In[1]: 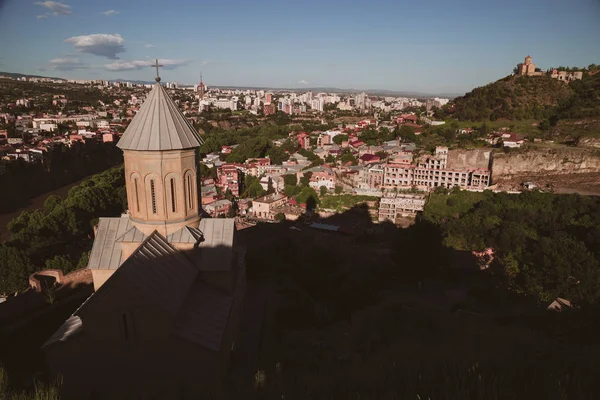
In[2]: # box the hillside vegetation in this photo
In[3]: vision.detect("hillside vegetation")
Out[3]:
[446,75,572,121]
[554,69,600,120]
[444,66,600,123]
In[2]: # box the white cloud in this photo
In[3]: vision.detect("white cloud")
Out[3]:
[36,14,49,19]
[298,79,309,85]
[144,44,155,48]
[34,1,71,16]
[65,33,125,59]
[104,59,191,72]
[48,57,89,71]
[100,10,119,16]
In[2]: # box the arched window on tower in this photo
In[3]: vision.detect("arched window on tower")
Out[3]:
[170,178,176,213]
[186,174,194,210]
[133,178,140,212]
[150,179,157,214]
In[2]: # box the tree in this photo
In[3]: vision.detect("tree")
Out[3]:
[77,252,89,269]
[300,172,312,187]
[45,255,75,274]
[320,186,328,196]
[227,206,237,218]
[283,174,297,187]
[375,151,388,160]
[397,125,416,142]
[332,134,348,145]
[242,176,265,198]
[335,185,343,195]
[267,145,290,165]
[267,178,275,195]
[340,153,357,165]
[296,187,319,210]
[0,244,35,295]
[275,212,286,222]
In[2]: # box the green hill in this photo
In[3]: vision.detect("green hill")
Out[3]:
[446,74,573,121]
[554,69,600,119]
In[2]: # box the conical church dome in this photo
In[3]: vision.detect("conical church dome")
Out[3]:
[117,83,203,151]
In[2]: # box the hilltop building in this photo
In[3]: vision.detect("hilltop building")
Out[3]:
[517,56,543,76]
[43,70,246,398]
[550,69,583,82]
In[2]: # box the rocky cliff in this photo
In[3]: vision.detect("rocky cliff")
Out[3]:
[491,146,600,194]
[492,147,600,179]
[448,149,492,170]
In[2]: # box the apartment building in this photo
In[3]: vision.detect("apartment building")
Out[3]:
[378,193,427,222]
[383,147,490,191]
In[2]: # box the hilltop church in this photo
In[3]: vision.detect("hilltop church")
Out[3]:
[43,68,246,398]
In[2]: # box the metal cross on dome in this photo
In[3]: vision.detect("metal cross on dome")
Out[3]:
[151,59,163,82]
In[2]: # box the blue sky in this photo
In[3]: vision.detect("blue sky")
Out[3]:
[0,0,599,95]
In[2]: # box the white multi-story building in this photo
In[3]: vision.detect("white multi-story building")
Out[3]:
[382,147,490,191]
[378,193,427,222]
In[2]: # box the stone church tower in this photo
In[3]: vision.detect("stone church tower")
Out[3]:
[117,78,204,236]
[43,65,247,398]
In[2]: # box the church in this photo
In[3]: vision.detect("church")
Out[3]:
[42,68,246,398]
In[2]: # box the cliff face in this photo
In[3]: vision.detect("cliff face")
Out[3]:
[492,147,600,180]
[447,149,492,170]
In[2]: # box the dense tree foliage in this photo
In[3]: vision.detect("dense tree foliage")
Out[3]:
[424,190,600,304]
[553,68,600,120]
[0,141,122,213]
[0,167,127,294]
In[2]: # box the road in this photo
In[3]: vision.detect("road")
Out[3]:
[0,177,87,241]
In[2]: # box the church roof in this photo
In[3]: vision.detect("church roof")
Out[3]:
[43,315,83,347]
[166,226,204,244]
[88,217,136,270]
[117,83,204,151]
[172,281,233,351]
[45,219,241,352]
[196,219,236,271]
[115,225,147,243]
[118,231,199,317]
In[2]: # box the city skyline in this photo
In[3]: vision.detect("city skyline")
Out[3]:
[0,0,599,95]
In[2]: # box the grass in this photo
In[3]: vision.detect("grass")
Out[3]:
[251,301,600,400]
[0,366,61,400]
[319,194,379,212]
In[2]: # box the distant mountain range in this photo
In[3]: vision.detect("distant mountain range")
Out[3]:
[1,71,461,98]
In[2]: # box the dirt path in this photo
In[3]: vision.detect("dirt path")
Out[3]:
[0,177,87,241]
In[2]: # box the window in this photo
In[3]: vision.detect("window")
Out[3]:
[186,174,194,209]
[121,312,135,343]
[170,178,176,213]
[150,179,157,214]
[133,178,140,212]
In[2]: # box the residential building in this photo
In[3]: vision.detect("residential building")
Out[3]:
[382,147,490,191]
[550,69,583,82]
[204,199,233,217]
[378,193,427,222]
[217,163,242,197]
[252,192,287,220]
